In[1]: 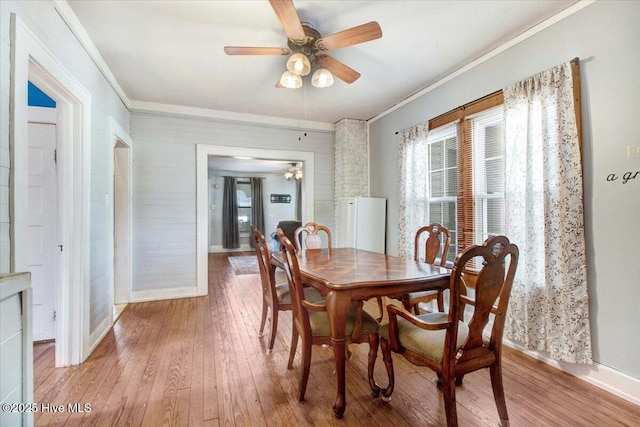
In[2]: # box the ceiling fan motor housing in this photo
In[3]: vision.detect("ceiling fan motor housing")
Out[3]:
[287,23,321,59]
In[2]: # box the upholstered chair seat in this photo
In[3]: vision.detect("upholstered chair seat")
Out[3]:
[379,312,468,363]
[309,307,379,337]
[275,283,323,305]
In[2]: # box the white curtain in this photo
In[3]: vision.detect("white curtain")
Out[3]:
[397,123,429,258]
[503,61,592,364]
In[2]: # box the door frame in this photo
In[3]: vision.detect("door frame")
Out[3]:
[195,144,315,294]
[10,14,91,366]
[110,118,132,310]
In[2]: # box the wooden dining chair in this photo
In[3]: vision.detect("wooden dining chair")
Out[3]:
[293,221,332,252]
[251,226,322,354]
[276,229,381,402]
[400,223,451,314]
[379,235,519,427]
[294,222,387,323]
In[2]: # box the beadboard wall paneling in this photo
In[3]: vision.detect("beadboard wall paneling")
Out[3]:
[130,112,334,293]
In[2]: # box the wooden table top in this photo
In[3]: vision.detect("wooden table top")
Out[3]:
[273,247,451,292]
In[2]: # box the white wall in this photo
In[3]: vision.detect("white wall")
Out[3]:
[131,112,334,292]
[0,0,130,339]
[369,1,640,381]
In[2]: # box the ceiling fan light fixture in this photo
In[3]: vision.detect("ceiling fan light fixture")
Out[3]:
[311,68,334,88]
[280,71,302,89]
[285,163,303,180]
[286,53,311,76]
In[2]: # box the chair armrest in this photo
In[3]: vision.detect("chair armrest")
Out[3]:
[386,304,451,352]
[387,305,450,331]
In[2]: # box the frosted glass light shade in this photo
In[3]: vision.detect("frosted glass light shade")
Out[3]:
[286,53,311,76]
[280,71,302,89]
[311,68,334,88]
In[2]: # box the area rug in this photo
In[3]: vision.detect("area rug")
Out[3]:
[228,255,259,275]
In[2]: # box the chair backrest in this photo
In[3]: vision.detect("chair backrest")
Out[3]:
[446,235,519,367]
[294,222,332,252]
[251,225,275,299]
[276,229,310,337]
[414,223,451,267]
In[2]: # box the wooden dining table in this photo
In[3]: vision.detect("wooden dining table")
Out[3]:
[270,247,451,419]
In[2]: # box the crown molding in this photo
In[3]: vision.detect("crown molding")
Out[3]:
[53,0,130,108]
[130,101,335,132]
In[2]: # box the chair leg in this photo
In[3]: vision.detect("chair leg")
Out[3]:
[267,308,278,354]
[436,291,445,312]
[490,361,509,427]
[413,303,421,315]
[376,297,385,323]
[298,339,312,402]
[287,324,298,369]
[442,375,458,427]
[380,338,395,402]
[258,300,268,338]
[367,335,381,397]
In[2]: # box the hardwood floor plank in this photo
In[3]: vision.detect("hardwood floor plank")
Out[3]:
[188,297,206,427]
[86,300,169,427]
[141,298,189,426]
[130,298,183,427]
[32,252,640,426]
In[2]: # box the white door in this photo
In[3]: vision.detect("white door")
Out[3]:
[28,109,58,341]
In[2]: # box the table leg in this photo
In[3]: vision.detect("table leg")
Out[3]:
[325,290,352,419]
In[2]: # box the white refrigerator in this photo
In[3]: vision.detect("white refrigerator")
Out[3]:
[336,197,386,253]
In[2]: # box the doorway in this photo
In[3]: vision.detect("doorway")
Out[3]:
[12,15,92,367]
[28,106,58,343]
[113,140,131,319]
[196,145,315,294]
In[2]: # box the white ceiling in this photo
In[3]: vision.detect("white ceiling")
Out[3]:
[66,0,578,125]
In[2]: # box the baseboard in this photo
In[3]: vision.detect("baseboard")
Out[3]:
[87,316,112,357]
[209,244,252,253]
[130,286,205,303]
[504,339,640,407]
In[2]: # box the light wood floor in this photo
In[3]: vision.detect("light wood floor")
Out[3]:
[34,252,640,426]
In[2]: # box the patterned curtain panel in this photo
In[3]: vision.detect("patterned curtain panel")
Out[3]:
[250,177,265,248]
[503,61,592,364]
[222,177,239,249]
[397,123,429,258]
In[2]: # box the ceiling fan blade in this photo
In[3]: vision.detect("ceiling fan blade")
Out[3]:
[269,0,306,45]
[316,21,382,51]
[275,80,284,88]
[315,54,360,84]
[224,46,291,55]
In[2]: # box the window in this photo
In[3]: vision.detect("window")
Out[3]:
[470,107,505,245]
[426,92,505,262]
[426,125,458,262]
[237,180,252,232]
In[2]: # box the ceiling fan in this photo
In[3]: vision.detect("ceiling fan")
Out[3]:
[223,0,382,88]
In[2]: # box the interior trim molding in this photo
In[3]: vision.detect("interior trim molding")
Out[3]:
[131,101,335,132]
[504,339,640,407]
[368,0,597,123]
[130,286,202,303]
[87,316,112,357]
